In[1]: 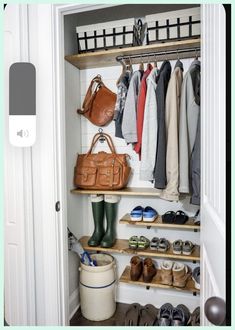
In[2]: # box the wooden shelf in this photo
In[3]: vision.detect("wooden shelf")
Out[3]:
[71,187,162,196]
[79,236,200,262]
[65,38,200,69]
[119,266,199,295]
[120,214,200,231]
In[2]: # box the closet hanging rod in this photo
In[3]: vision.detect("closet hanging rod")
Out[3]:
[116,46,200,63]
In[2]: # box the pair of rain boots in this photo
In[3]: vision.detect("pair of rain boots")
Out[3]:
[88,195,119,248]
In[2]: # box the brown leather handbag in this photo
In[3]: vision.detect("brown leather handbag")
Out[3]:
[77,75,116,126]
[74,133,131,190]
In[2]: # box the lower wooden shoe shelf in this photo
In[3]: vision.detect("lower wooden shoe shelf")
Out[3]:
[79,236,200,295]
[79,236,200,262]
[119,266,199,295]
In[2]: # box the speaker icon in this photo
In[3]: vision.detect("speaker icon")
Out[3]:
[17,129,29,138]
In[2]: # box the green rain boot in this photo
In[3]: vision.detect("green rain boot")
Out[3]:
[100,195,120,248]
[88,195,105,247]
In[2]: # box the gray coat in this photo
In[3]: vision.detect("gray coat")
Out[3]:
[154,60,172,189]
[122,70,143,143]
[179,59,200,203]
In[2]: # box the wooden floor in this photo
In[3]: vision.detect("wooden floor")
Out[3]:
[70,303,130,326]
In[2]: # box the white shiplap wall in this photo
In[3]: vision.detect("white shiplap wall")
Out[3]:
[66,58,201,313]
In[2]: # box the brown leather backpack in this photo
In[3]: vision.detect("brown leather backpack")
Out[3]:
[74,133,131,190]
[77,75,116,126]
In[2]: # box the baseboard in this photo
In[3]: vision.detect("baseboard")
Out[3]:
[69,287,80,320]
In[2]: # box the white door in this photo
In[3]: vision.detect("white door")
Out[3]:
[4,4,36,325]
[201,4,227,326]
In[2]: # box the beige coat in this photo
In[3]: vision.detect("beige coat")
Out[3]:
[161,63,183,201]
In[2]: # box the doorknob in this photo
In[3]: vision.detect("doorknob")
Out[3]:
[204,297,226,325]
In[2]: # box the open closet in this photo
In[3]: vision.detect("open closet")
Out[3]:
[64,4,201,326]
[4,3,228,327]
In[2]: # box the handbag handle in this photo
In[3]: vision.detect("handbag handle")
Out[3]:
[86,133,117,155]
[77,75,103,115]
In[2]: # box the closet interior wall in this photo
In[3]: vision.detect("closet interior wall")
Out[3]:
[64,4,201,319]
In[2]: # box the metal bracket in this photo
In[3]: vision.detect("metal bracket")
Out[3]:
[98,128,106,143]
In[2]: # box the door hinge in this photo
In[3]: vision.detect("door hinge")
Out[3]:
[55,201,60,212]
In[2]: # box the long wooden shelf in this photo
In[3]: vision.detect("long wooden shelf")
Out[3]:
[71,187,162,196]
[119,266,199,295]
[79,236,200,262]
[120,214,200,231]
[65,38,200,69]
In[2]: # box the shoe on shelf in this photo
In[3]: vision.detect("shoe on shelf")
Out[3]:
[143,258,157,283]
[160,260,173,286]
[128,235,139,249]
[138,236,150,249]
[150,237,160,250]
[162,211,176,224]
[130,206,143,221]
[130,256,143,281]
[192,266,200,289]
[191,306,200,326]
[143,206,158,222]
[182,240,195,255]
[173,239,183,254]
[174,210,189,224]
[194,209,200,225]
[158,238,170,252]
[158,303,174,326]
[172,262,191,288]
[171,304,191,326]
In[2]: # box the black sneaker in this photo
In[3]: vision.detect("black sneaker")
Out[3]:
[171,304,191,326]
[158,303,173,326]
[191,306,200,326]
[192,267,200,289]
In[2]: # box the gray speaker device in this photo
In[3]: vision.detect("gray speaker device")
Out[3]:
[9,62,36,147]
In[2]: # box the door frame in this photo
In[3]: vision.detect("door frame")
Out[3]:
[45,3,118,325]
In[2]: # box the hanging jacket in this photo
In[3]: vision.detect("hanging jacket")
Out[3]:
[134,63,153,159]
[154,60,172,189]
[140,67,158,181]
[113,70,133,139]
[179,59,201,194]
[161,60,184,201]
[190,112,200,205]
[122,70,143,144]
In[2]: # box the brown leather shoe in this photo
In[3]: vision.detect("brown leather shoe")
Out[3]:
[130,256,143,281]
[143,258,157,283]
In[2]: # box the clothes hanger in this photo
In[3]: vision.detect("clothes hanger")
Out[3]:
[164,51,168,61]
[116,58,126,85]
[154,54,158,68]
[177,49,180,61]
[139,55,144,71]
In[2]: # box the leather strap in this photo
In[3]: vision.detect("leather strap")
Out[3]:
[86,133,117,155]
